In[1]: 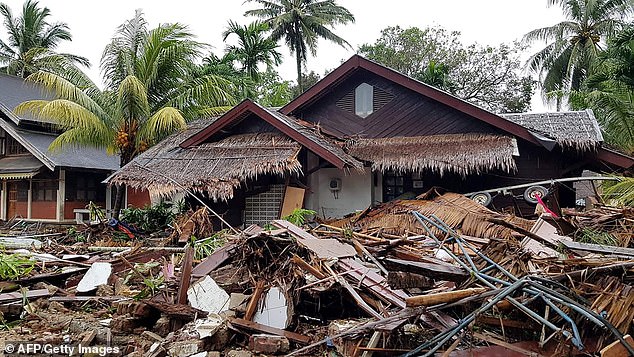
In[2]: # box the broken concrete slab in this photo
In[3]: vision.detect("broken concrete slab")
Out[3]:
[193,314,224,338]
[76,262,112,293]
[252,286,291,329]
[187,275,230,314]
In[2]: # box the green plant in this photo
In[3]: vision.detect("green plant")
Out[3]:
[0,253,35,280]
[121,201,178,232]
[134,276,164,300]
[577,228,618,246]
[67,226,86,242]
[86,201,106,221]
[282,208,316,226]
[603,177,634,206]
[192,231,228,260]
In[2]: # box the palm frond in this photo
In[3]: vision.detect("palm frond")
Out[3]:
[138,106,186,143]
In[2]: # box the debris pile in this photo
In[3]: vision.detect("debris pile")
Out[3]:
[0,194,633,356]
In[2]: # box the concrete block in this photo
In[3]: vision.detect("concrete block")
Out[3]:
[248,334,290,354]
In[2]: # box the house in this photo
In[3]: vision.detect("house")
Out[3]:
[108,55,634,226]
[0,74,150,222]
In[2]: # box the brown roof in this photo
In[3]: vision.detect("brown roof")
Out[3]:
[108,123,303,200]
[180,99,363,170]
[345,134,517,176]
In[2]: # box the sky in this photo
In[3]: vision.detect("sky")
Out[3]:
[0,0,567,110]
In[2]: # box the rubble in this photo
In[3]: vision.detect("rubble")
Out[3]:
[0,194,633,356]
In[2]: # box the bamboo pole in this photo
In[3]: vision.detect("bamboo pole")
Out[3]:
[405,287,488,307]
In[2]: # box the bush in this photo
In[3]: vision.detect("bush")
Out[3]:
[120,200,184,232]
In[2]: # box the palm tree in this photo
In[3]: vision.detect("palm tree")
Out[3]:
[245,0,355,92]
[16,11,236,217]
[223,20,281,81]
[524,0,633,106]
[0,0,89,77]
[570,26,634,153]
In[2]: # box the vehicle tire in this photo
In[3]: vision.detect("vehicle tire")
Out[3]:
[523,185,548,204]
[470,192,492,207]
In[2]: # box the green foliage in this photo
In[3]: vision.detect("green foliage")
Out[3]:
[577,228,618,246]
[0,0,89,77]
[67,226,86,242]
[523,0,634,102]
[135,276,164,300]
[192,231,228,260]
[121,201,180,232]
[282,208,316,226]
[602,176,634,206]
[245,0,355,91]
[223,20,281,81]
[86,201,106,221]
[359,26,534,113]
[570,27,634,152]
[0,252,35,280]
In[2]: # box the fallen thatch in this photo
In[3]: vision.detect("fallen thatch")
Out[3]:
[109,126,302,200]
[345,134,517,176]
[332,192,534,239]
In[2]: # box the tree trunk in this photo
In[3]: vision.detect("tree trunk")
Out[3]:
[112,184,125,220]
[296,49,303,93]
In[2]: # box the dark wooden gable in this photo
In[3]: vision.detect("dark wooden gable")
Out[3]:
[292,69,505,138]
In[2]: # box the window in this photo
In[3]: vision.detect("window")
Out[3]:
[33,180,57,201]
[66,174,104,202]
[337,83,394,118]
[354,83,374,118]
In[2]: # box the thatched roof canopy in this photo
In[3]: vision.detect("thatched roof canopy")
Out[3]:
[501,110,602,151]
[108,126,302,200]
[345,134,517,176]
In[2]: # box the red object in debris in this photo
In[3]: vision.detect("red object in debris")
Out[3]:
[536,195,558,218]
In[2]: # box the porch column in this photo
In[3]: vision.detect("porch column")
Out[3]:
[0,180,5,220]
[56,169,65,222]
[105,185,112,219]
[27,178,32,219]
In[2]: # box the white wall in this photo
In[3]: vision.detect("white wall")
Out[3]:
[306,166,373,219]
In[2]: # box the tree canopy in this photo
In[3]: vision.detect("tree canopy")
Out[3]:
[0,0,89,77]
[359,26,535,113]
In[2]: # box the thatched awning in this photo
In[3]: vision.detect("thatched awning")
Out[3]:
[345,134,517,176]
[109,131,302,200]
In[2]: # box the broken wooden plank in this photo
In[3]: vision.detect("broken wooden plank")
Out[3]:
[338,258,409,309]
[384,258,468,282]
[272,220,357,259]
[406,288,487,307]
[245,280,266,321]
[561,241,634,257]
[387,271,433,289]
[191,243,234,278]
[291,255,326,279]
[472,332,542,357]
[228,317,311,344]
[144,300,207,320]
[49,296,126,302]
[600,334,634,357]
[0,288,50,303]
[177,246,194,305]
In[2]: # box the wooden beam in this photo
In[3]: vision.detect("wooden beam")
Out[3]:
[406,288,487,307]
[176,246,194,305]
[244,280,266,321]
[228,317,311,344]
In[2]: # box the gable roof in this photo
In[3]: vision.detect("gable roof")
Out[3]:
[0,73,54,125]
[180,99,363,169]
[280,54,634,169]
[281,55,543,147]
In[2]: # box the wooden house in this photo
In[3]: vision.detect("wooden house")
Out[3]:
[108,55,634,225]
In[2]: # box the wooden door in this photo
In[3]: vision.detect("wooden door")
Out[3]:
[7,182,17,219]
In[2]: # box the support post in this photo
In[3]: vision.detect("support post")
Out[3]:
[0,180,6,221]
[27,178,32,219]
[56,169,65,222]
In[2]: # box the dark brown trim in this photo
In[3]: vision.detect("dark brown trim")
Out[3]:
[595,147,634,169]
[280,55,542,147]
[179,99,347,169]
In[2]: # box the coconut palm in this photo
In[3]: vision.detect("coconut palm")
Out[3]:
[223,20,281,81]
[245,0,355,91]
[570,26,634,153]
[0,0,89,77]
[524,0,633,104]
[16,11,236,217]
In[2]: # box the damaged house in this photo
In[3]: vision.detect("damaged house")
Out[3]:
[0,74,150,222]
[108,55,634,226]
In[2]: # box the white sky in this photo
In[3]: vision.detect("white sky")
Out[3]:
[0,0,567,110]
